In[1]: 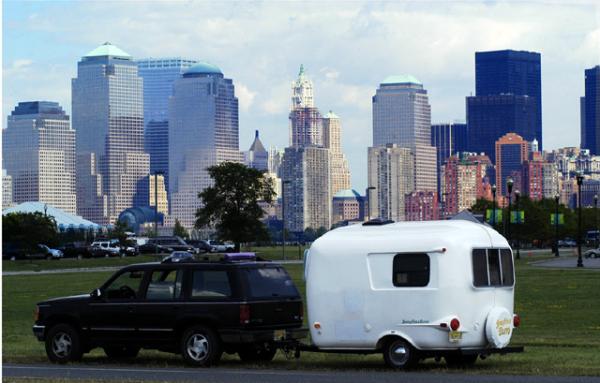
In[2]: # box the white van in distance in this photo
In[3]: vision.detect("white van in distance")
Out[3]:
[304,218,522,368]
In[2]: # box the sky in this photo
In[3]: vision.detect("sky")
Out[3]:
[2,0,600,191]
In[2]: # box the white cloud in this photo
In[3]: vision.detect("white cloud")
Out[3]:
[235,83,256,112]
[3,59,33,77]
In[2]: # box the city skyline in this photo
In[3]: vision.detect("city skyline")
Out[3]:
[3,1,599,191]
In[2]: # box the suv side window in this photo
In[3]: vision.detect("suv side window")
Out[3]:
[105,270,144,300]
[191,270,231,298]
[145,269,183,300]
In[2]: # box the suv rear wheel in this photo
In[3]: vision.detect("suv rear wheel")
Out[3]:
[181,325,222,367]
[238,343,277,362]
[45,323,83,363]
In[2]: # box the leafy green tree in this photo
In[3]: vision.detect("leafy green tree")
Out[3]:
[196,162,275,251]
[110,220,130,245]
[173,219,189,239]
[3,212,58,249]
[316,226,328,238]
[303,227,317,242]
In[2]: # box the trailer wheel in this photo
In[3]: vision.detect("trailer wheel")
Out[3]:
[383,338,418,369]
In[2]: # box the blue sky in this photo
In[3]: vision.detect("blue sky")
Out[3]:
[3,1,600,190]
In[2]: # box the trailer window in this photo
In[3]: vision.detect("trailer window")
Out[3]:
[472,248,514,287]
[393,253,430,287]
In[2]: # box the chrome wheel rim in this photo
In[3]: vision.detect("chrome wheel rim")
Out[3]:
[186,333,209,361]
[389,341,409,366]
[52,332,72,358]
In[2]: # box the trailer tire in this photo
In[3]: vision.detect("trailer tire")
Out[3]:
[383,338,418,369]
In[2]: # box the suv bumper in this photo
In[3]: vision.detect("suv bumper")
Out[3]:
[219,328,308,344]
[32,325,46,341]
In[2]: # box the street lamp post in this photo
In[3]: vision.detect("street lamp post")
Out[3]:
[595,194,598,249]
[576,172,584,268]
[506,178,514,246]
[514,190,521,260]
[555,194,560,257]
[366,186,376,221]
[492,184,497,227]
[282,180,290,261]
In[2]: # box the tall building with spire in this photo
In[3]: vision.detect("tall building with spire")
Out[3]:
[169,62,241,228]
[3,101,76,214]
[282,65,331,232]
[323,110,351,195]
[72,42,150,224]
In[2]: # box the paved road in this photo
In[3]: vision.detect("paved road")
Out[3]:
[4,364,600,383]
[531,255,600,269]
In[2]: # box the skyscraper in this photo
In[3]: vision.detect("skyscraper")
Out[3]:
[367,144,414,221]
[244,130,268,172]
[372,75,431,148]
[137,57,198,186]
[322,110,351,195]
[169,62,241,228]
[72,43,149,224]
[289,65,322,148]
[495,133,529,195]
[2,170,13,208]
[467,49,542,159]
[581,66,600,154]
[281,146,331,232]
[431,122,468,197]
[3,101,76,214]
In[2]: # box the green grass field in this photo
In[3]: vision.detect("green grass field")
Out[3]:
[3,255,600,376]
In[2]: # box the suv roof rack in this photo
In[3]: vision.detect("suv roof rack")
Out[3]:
[162,252,271,264]
[362,218,395,226]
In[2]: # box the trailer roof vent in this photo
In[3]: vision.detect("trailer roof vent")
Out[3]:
[362,218,395,226]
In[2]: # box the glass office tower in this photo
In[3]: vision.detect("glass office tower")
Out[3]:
[169,62,241,228]
[72,42,149,224]
[582,66,600,154]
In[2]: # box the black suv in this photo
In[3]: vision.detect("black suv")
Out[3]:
[33,257,305,366]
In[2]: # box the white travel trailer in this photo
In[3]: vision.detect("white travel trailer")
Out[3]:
[304,219,521,368]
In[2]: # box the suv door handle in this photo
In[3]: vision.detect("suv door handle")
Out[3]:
[274,308,284,313]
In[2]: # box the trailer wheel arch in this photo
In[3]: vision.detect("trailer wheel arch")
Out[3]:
[376,332,417,351]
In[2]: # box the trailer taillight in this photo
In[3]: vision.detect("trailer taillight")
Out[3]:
[450,318,460,331]
[513,314,521,328]
[240,304,250,325]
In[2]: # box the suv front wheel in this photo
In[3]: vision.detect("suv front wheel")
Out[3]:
[45,323,83,363]
[181,325,222,367]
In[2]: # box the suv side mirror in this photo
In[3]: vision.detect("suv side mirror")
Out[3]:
[91,288,103,299]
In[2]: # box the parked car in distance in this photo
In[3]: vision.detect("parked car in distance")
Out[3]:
[224,242,235,251]
[584,248,600,258]
[207,240,227,253]
[59,242,91,258]
[33,254,306,366]
[141,236,195,254]
[38,244,63,259]
[89,241,121,257]
[558,238,577,247]
[186,240,212,254]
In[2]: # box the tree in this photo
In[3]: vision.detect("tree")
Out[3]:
[3,212,58,249]
[109,220,129,245]
[173,219,189,239]
[196,162,275,251]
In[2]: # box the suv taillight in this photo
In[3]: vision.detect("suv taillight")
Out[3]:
[34,306,40,322]
[240,304,250,325]
[299,304,304,321]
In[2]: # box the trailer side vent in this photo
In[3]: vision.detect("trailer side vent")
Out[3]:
[363,218,395,226]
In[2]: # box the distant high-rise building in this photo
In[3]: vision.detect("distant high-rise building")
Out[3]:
[244,130,268,172]
[268,146,284,176]
[441,153,492,218]
[137,58,198,186]
[431,122,468,197]
[281,146,331,232]
[289,65,322,148]
[367,144,414,222]
[3,101,76,214]
[332,189,365,224]
[169,62,241,228]
[467,49,541,159]
[72,43,149,224]
[495,133,529,195]
[373,75,431,148]
[322,111,351,196]
[2,170,13,208]
[405,191,438,221]
[581,66,600,154]
[149,173,168,216]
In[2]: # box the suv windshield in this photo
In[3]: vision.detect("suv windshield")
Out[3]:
[244,267,299,298]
